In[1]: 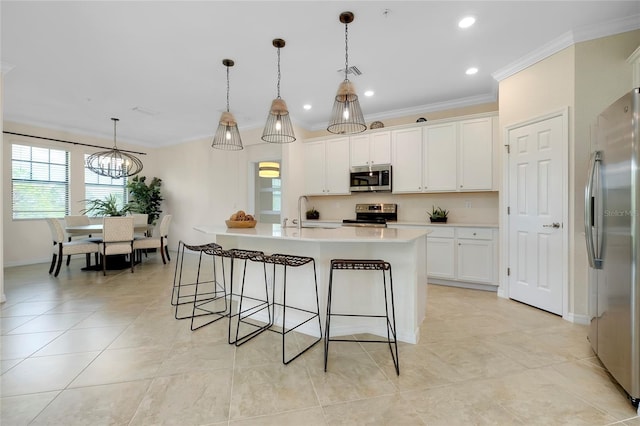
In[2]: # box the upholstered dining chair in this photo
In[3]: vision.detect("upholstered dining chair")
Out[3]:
[133,214,172,264]
[64,215,97,265]
[129,213,149,237]
[46,218,100,277]
[99,216,135,275]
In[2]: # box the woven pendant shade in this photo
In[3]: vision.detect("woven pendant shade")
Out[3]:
[86,118,143,178]
[327,80,366,134]
[262,98,295,143]
[212,111,243,150]
[327,12,367,135]
[262,38,296,144]
[212,59,244,150]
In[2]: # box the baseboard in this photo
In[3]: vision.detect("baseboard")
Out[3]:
[428,278,498,292]
[563,312,590,325]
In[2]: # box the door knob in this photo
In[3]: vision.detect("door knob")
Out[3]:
[543,222,561,229]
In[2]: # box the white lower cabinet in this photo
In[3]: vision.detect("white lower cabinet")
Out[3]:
[425,227,455,279]
[425,226,497,288]
[457,240,494,284]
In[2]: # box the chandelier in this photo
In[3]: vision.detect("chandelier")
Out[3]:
[261,38,296,143]
[327,11,366,135]
[212,59,243,150]
[86,118,143,178]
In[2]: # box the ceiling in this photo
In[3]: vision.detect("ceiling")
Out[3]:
[2,1,639,148]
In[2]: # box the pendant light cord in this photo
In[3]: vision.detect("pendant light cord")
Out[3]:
[344,21,349,81]
[112,118,119,149]
[276,47,281,99]
[226,65,230,112]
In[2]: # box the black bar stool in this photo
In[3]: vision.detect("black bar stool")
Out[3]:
[236,252,322,364]
[228,248,271,345]
[324,259,399,375]
[172,241,230,329]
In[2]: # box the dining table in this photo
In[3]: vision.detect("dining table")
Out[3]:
[65,223,153,236]
[65,223,154,270]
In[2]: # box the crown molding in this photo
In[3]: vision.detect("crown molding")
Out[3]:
[493,14,640,83]
[308,92,498,132]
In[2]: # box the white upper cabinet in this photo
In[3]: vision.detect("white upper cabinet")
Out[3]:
[458,117,493,191]
[391,114,496,194]
[391,127,423,193]
[303,137,350,195]
[423,122,457,191]
[350,131,391,167]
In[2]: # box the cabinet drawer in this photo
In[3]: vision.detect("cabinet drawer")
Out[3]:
[456,228,493,240]
[425,227,455,238]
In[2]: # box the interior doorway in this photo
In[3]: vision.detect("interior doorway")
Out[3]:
[504,110,568,316]
[254,161,281,224]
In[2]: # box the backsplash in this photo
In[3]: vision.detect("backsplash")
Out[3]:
[305,192,499,224]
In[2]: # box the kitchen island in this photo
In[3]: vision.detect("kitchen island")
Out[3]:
[194,223,429,343]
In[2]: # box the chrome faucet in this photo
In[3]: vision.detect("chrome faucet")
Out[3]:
[297,195,308,230]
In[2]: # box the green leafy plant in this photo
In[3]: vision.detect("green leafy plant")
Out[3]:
[306,207,320,220]
[127,176,163,224]
[81,194,132,217]
[428,206,449,222]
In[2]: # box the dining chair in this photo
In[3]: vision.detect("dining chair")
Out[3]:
[46,218,100,277]
[99,216,135,275]
[133,214,172,264]
[64,215,98,265]
[130,213,149,237]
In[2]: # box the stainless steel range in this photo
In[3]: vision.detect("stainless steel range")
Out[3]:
[342,203,397,228]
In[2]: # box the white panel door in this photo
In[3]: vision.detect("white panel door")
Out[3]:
[507,115,565,315]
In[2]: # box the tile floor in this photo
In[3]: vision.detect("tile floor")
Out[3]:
[1,253,640,425]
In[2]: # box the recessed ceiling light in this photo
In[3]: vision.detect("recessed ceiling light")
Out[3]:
[465,67,478,75]
[458,16,476,29]
[303,104,312,110]
[364,90,374,97]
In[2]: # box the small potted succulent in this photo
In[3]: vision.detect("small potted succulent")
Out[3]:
[306,207,320,220]
[428,206,449,223]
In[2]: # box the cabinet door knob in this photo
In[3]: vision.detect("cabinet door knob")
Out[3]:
[473,232,476,236]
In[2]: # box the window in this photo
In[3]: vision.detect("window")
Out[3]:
[11,144,70,219]
[84,154,128,214]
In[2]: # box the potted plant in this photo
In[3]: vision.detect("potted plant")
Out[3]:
[306,207,320,220]
[428,206,449,223]
[81,194,132,217]
[127,176,163,225]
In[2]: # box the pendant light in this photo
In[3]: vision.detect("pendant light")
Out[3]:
[327,11,366,135]
[212,59,243,150]
[262,38,296,143]
[86,118,144,178]
[258,161,280,178]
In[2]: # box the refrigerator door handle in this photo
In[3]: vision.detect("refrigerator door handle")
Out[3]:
[585,150,603,269]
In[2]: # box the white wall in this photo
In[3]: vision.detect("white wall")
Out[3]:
[2,121,159,266]
[498,29,639,318]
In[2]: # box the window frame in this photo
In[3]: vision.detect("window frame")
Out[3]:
[11,143,70,220]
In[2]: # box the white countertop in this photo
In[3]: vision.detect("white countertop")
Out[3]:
[195,223,430,243]
[303,220,498,229]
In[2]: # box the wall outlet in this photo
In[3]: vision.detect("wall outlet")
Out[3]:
[465,200,472,208]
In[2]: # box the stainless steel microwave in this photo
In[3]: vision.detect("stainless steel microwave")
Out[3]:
[349,164,392,192]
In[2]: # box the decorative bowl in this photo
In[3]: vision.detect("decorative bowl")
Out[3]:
[225,220,257,228]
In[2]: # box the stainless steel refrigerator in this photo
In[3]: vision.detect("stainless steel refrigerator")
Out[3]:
[586,87,640,409]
